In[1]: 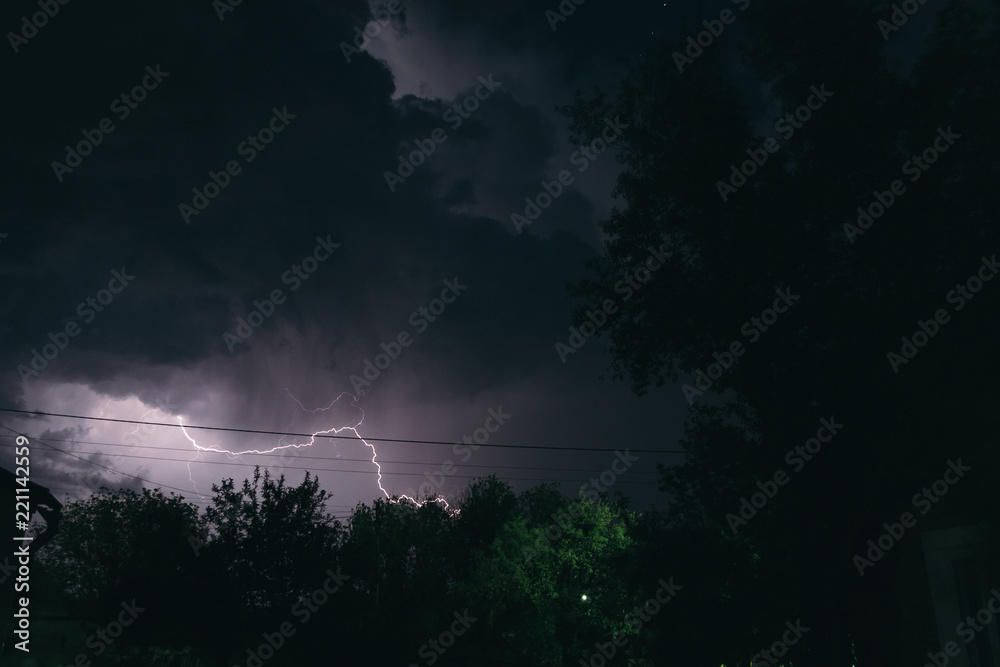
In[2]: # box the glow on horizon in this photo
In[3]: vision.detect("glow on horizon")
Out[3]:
[178,389,456,513]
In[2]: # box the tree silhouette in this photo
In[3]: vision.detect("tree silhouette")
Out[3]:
[35,486,207,655]
[560,0,1000,664]
[203,466,342,613]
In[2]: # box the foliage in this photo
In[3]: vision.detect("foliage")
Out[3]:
[202,466,342,612]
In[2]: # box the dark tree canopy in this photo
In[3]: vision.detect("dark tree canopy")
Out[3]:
[559,0,1000,664]
[203,466,342,612]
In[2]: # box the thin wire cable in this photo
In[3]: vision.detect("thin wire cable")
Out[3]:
[0,436,666,474]
[0,424,665,490]
[0,407,686,454]
[0,422,200,496]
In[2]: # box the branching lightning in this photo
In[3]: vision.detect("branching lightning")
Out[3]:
[177,390,455,513]
[123,408,156,443]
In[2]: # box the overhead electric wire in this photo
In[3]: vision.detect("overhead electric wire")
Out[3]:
[0,422,200,496]
[0,407,687,454]
[0,408,674,504]
[2,416,662,521]
[0,444,662,484]
[0,435,664,475]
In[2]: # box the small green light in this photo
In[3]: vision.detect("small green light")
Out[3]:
[581,594,588,601]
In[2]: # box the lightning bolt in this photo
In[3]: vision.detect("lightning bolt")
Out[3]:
[124,408,156,443]
[177,391,456,513]
[178,426,210,499]
[280,388,342,459]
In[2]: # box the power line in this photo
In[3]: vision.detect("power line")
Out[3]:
[0,416,661,523]
[0,422,198,497]
[0,426,665,507]
[0,436,664,475]
[4,444,662,484]
[0,407,686,455]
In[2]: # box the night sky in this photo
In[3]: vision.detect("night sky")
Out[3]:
[0,0,961,518]
[6,1,1000,664]
[0,0,759,515]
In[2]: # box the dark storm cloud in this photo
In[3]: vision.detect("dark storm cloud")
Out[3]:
[2,2,580,382]
[3,420,144,498]
[0,0,684,506]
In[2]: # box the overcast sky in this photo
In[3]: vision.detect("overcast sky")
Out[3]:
[0,0,946,517]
